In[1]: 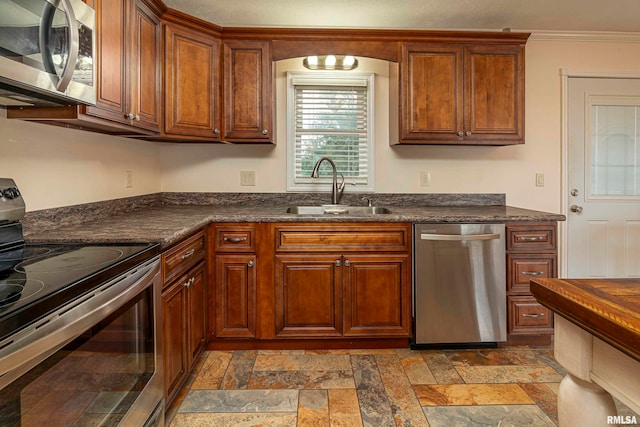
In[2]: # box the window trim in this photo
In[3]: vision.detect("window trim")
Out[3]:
[286,71,375,193]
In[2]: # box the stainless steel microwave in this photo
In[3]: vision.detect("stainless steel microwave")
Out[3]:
[0,0,95,107]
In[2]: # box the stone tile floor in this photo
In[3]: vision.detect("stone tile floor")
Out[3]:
[166,347,639,426]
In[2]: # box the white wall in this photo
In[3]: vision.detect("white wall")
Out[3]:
[0,111,161,211]
[3,34,640,214]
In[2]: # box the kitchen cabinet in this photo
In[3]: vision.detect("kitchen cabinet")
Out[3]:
[273,223,411,338]
[392,42,524,145]
[212,225,257,338]
[161,230,207,405]
[162,16,222,140]
[505,222,557,344]
[222,40,273,143]
[7,0,162,135]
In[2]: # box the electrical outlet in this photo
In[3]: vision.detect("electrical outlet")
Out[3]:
[420,171,431,187]
[125,170,133,188]
[536,173,545,187]
[240,171,256,186]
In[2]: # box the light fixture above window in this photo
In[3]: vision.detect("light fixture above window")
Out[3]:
[303,55,358,71]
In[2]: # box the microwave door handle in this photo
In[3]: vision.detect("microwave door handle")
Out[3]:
[420,233,501,241]
[56,0,80,92]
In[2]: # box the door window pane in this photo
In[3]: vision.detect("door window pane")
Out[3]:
[589,99,640,198]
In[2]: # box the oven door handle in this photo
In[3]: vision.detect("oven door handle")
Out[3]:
[420,233,501,241]
[0,258,160,388]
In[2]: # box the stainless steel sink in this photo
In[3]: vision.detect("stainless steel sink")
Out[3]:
[286,206,391,215]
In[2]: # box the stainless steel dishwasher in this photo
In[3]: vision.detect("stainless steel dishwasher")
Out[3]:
[412,223,506,348]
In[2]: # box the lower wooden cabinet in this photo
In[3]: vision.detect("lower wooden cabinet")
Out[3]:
[162,260,206,404]
[215,254,257,338]
[343,255,410,337]
[505,223,557,344]
[209,222,412,343]
[274,255,343,337]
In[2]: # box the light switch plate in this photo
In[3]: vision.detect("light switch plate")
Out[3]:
[536,173,544,187]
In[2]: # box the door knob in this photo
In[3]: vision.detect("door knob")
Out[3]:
[570,204,583,214]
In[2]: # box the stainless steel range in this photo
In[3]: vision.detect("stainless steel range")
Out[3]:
[0,178,164,426]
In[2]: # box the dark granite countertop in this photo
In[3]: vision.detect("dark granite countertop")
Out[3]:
[24,202,565,249]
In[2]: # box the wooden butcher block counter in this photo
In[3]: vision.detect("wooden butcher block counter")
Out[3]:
[530,278,640,427]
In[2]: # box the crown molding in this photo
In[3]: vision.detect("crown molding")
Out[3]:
[528,31,640,43]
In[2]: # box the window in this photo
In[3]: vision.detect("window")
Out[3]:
[286,71,374,192]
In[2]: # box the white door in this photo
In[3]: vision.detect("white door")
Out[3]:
[567,77,640,277]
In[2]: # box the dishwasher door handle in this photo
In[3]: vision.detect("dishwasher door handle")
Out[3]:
[420,233,501,241]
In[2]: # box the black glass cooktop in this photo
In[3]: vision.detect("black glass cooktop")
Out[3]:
[0,242,159,341]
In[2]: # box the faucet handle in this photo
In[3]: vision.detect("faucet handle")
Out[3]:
[362,197,374,207]
[337,174,346,191]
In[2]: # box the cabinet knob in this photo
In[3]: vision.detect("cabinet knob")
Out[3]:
[335,259,341,267]
[214,128,220,135]
[135,114,140,121]
[465,131,472,136]
[247,260,254,268]
[262,129,268,135]
[344,259,350,267]
[457,131,464,137]
[126,112,135,120]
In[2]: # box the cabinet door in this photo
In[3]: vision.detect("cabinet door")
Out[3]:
[274,255,342,337]
[343,254,411,337]
[399,44,463,143]
[162,280,187,403]
[186,262,207,364]
[463,45,524,144]
[164,22,221,139]
[215,255,257,338]
[222,40,273,143]
[84,0,129,124]
[129,0,161,132]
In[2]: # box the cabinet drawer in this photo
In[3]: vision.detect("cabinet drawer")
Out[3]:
[508,296,553,334]
[214,225,256,252]
[507,254,556,293]
[162,230,206,284]
[506,223,557,252]
[275,224,410,252]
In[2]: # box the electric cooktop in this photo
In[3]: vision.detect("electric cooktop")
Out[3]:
[0,242,160,341]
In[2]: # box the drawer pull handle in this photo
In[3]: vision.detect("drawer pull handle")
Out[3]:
[184,277,195,288]
[519,236,544,242]
[181,249,195,260]
[224,236,247,243]
[522,271,544,276]
[522,313,545,318]
[247,260,254,268]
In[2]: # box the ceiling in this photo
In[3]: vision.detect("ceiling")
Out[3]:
[164,0,640,33]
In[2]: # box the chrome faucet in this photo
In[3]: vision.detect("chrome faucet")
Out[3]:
[310,157,346,205]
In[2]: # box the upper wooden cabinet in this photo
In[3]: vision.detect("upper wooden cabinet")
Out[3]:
[7,0,162,135]
[222,40,273,143]
[162,18,221,140]
[392,42,525,145]
[86,0,162,132]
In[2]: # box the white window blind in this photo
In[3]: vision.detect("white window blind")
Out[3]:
[287,72,374,192]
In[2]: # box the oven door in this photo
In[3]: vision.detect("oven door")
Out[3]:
[0,257,163,427]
